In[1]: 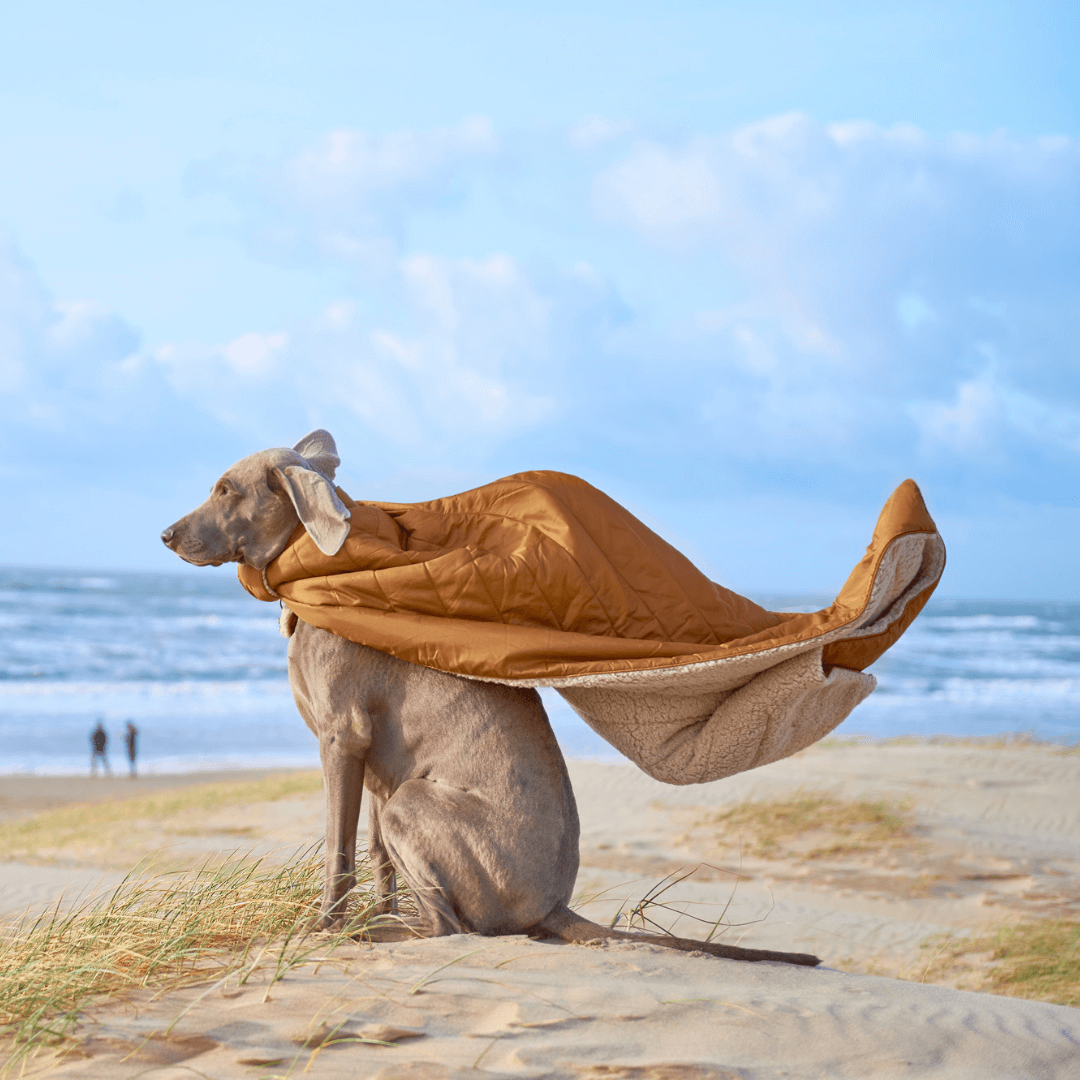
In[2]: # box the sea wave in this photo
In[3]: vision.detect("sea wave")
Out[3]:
[871,675,1080,702]
[2,567,1079,769]
[0,679,292,699]
[919,614,1051,631]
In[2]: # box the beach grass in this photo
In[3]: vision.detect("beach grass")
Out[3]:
[923,919,1080,1007]
[0,771,323,862]
[699,791,913,860]
[0,845,388,1074]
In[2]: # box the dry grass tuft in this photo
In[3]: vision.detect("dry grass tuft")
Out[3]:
[0,771,323,863]
[700,791,913,860]
[921,920,1080,1006]
[0,845,391,1074]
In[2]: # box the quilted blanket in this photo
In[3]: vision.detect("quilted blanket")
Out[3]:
[239,472,945,784]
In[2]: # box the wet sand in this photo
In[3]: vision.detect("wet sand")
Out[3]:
[0,768,296,822]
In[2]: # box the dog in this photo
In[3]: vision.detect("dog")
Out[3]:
[162,430,819,966]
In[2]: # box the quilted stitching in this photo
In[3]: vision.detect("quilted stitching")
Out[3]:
[238,473,944,784]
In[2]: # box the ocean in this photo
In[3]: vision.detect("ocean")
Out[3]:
[1,567,1077,775]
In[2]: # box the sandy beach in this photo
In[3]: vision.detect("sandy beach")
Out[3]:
[2,740,1078,1077]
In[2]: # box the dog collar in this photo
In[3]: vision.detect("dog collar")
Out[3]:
[261,568,280,599]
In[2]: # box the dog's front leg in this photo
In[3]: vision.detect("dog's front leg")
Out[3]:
[315,736,366,932]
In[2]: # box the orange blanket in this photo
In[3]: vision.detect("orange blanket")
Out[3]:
[240,472,945,783]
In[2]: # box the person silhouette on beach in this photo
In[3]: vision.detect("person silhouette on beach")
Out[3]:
[90,721,110,776]
[125,721,138,778]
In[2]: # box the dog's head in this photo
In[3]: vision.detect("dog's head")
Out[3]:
[161,429,351,570]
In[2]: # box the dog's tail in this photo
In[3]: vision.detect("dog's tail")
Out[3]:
[531,903,820,967]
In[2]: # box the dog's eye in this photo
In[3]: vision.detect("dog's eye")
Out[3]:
[214,481,232,497]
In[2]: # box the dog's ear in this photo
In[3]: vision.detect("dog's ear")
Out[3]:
[273,465,351,555]
[292,429,340,481]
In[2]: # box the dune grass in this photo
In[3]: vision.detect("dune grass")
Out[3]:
[700,791,913,860]
[0,771,324,862]
[923,920,1080,1007]
[980,920,1080,1005]
[0,846,388,1074]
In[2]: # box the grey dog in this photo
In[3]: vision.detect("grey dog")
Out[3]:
[162,430,818,966]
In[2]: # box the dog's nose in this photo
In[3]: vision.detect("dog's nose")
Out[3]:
[161,527,175,547]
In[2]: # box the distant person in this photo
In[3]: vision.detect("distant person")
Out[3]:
[90,721,110,776]
[125,721,138,778]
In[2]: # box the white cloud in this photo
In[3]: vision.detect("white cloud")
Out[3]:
[911,372,1001,455]
[0,239,51,392]
[0,241,144,438]
[204,117,499,267]
[147,252,573,467]
[222,331,288,377]
[569,116,633,150]
[594,116,1080,475]
[358,253,554,439]
[6,113,1078,545]
[285,117,497,206]
[593,138,724,242]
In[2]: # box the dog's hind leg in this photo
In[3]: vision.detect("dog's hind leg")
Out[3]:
[375,777,522,937]
[375,789,465,937]
[374,775,572,938]
[367,796,398,918]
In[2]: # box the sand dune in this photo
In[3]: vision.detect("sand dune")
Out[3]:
[568,742,1080,977]
[3,741,1078,1077]
[39,934,1080,1079]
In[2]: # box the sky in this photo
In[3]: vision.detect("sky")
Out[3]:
[1,0,1077,598]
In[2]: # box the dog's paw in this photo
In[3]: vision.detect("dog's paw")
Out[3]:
[307,912,346,935]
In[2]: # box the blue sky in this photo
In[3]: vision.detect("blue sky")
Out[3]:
[1,1,1077,598]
